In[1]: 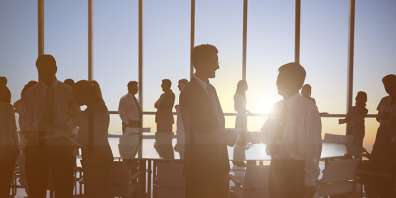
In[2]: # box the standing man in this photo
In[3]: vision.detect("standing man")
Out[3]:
[180,44,229,198]
[154,79,175,133]
[118,81,142,134]
[23,54,79,197]
[261,63,322,198]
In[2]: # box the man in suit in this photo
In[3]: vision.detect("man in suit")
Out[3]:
[119,81,142,134]
[155,79,175,133]
[180,44,229,198]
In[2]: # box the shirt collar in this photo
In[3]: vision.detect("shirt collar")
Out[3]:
[193,74,210,91]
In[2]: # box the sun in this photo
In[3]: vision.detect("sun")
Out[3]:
[249,95,279,114]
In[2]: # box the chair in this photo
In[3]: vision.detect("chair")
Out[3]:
[230,161,270,198]
[154,161,185,198]
[316,159,359,197]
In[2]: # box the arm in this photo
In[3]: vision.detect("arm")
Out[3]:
[305,105,322,186]
[118,97,129,124]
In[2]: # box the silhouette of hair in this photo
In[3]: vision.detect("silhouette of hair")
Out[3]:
[64,79,75,87]
[235,80,248,95]
[301,84,312,97]
[382,74,396,87]
[127,81,138,88]
[0,76,7,86]
[21,81,38,98]
[278,62,306,90]
[0,85,11,104]
[75,80,107,111]
[356,91,367,101]
[36,54,57,73]
[162,79,172,89]
[178,79,188,85]
[191,44,218,69]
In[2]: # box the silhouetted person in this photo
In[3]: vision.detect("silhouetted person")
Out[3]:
[0,76,11,104]
[261,63,322,198]
[63,78,75,88]
[367,74,396,197]
[13,80,38,193]
[75,80,113,198]
[155,79,175,133]
[233,80,249,166]
[301,84,316,104]
[119,81,142,134]
[175,79,188,159]
[339,91,368,156]
[180,44,229,198]
[23,54,79,198]
[0,84,18,198]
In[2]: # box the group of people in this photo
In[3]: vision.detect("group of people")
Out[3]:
[0,43,395,198]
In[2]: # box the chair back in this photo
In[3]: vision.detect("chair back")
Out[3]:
[156,161,185,198]
[317,159,359,196]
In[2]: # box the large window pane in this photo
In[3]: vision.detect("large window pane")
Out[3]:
[246,0,294,131]
[300,0,348,114]
[0,0,37,103]
[94,0,139,134]
[196,0,243,128]
[45,0,87,81]
[355,0,396,150]
[143,0,190,133]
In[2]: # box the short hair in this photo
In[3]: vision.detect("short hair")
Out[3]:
[178,79,188,85]
[162,79,172,88]
[382,74,396,87]
[64,79,75,87]
[36,54,57,72]
[128,81,138,88]
[278,62,306,88]
[356,91,367,100]
[21,81,38,98]
[191,44,218,69]
[0,76,7,86]
[0,85,11,104]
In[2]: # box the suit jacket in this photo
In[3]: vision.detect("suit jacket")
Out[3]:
[180,77,229,196]
[155,91,175,124]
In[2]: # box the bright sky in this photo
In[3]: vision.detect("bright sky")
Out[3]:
[1,0,395,150]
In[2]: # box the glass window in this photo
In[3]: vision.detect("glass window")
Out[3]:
[45,0,87,81]
[143,0,190,133]
[246,0,295,131]
[0,0,37,103]
[93,0,139,134]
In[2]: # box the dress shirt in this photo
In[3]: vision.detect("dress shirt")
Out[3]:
[23,80,78,145]
[0,102,17,147]
[261,94,322,186]
[118,93,141,124]
[193,75,224,127]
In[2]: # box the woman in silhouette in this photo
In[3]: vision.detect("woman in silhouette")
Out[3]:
[233,80,249,166]
[75,80,113,198]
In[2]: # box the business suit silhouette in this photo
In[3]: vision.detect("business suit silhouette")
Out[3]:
[181,76,229,198]
[155,84,175,133]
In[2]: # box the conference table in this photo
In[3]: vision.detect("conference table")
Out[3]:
[104,135,347,198]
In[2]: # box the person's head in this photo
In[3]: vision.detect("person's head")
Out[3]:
[36,54,57,85]
[382,74,396,97]
[0,86,11,104]
[355,91,367,107]
[161,79,172,92]
[75,80,105,109]
[236,80,248,95]
[0,76,7,86]
[178,79,188,92]
[301,84,312,98]
[64,79,75,87]
[276,62,306,98]
[192,44,219,79]
[21,81,38,98]
[127,81,139,95]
